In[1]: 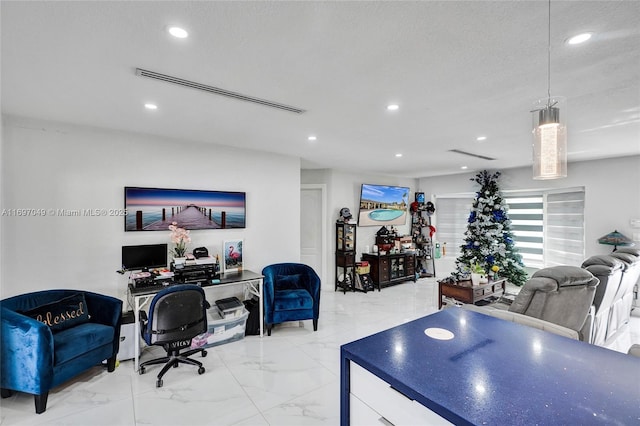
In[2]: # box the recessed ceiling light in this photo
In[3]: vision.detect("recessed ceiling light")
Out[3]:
[168,26,189,38]
[308,135,317,141]
[567,32,592,45]
[476,136,487,141]
[395,153,403,158]
[144,103,158,110]
[387,104,399,111]
[461,166,468,170]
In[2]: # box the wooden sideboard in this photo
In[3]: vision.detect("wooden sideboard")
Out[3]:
[361,252,416,290]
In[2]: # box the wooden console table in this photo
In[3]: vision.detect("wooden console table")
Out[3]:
[361,252,416,291]
[438,277,506,309]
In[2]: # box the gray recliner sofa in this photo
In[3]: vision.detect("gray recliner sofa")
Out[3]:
[460,304,580,339]
[508,266,599,341]
[461,266,599,342]
[609,248,640,332]
[584,248,640,344]
[581,255,625,345]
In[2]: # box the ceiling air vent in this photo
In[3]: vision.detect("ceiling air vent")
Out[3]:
[448,149,496,161]
[135,68,306,114]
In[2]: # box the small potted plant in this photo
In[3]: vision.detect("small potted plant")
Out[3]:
[168,222,191,264]
[470,262,488,286]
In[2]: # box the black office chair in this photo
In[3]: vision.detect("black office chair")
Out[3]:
[139,284,209,387]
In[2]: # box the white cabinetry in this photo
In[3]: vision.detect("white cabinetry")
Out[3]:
[349,362,452,426]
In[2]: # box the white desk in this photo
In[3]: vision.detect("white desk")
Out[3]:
[127,270,263,372]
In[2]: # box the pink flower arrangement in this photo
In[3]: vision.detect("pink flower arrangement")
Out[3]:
[168,222,191,258]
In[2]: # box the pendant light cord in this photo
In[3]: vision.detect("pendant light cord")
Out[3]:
[547,0,552,101]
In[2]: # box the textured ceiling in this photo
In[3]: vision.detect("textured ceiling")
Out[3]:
[2,1,639,177]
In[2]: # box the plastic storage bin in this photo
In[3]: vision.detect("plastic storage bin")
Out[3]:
[191,308,249,349]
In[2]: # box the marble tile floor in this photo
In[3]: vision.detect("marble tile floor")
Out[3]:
[1,278,638,425]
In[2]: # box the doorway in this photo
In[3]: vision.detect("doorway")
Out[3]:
[300,184,326,285]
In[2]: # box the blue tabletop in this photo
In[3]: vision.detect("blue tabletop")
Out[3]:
[341,308,640,425]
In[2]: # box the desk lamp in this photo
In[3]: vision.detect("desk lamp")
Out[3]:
[598,230,634,252]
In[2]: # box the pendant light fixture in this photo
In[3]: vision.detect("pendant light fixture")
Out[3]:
[532,0,567,180]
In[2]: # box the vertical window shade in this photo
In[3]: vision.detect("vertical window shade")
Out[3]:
[544,190,585,266]
[433,196,474,259]
[435,187,584,270]
[504,195,544,269]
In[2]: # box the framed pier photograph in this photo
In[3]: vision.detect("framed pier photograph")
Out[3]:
[124,187,246,231]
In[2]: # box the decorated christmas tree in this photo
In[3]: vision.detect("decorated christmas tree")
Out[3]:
[452,170,528,286]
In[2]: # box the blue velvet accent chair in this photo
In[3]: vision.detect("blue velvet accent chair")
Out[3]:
[1,289,122,414]
[262,263,321,336]
[138,284,209,388]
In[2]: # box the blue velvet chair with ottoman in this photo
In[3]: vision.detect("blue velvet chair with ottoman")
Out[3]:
[262,263,321,336]
[1,289,122,414]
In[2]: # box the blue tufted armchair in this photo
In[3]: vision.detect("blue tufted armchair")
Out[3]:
[261,263,321,336]
[1,289,122,413]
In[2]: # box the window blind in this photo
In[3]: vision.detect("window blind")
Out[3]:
[544,189,585,266]
[433,196,474,259]
[503,194,544,269]
[435,187,584,269]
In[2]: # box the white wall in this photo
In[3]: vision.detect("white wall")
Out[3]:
[302,168,418,288]
[6,115,635,300]
[419,156,640,276]
[1,116,301,300]
[0,116,4,292]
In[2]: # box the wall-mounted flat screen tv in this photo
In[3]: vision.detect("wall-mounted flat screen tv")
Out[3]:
[124,187,246,231]
[358,184,410,226]
[122,243,168,271]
